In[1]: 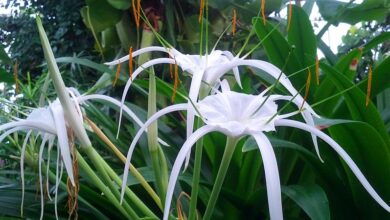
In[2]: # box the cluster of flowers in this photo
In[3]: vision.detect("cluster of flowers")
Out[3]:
[1,46,389,219]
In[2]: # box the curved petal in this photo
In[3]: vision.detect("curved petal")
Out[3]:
[0,127,24,143]
[50,103,75,186]
[104,46,171,65]
[118,58,176,137]
[78,94,169,146]
[0,121,56,134]
[275,119,390,212]
[252,133,283,220]
[220,51,241,88]
[163,125,217,220]
[120,104,188,202]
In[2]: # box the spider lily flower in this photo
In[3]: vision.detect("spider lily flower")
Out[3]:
[105,47,324,165]
[0,98,76,219]
[119,86,390,219]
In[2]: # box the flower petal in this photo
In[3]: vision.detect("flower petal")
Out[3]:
[78,94,169,146]
[275,119,390,212]
[49,102,75,186]
[104,46,171,65]
[163,125,217,220]
[252,133,284,220]
[120,104,188,202]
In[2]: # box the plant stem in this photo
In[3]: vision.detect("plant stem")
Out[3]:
[86,117,162,209]
[76,150,136,219]
[188,88,208,220]
[203,137,238,220]
[148,68,169,204]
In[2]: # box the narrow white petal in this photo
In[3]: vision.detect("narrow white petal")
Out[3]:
[50,104,75,186]
[104,46,170,65]
[78,94,169,146]
[275,119,390,212]
[38,135,47,220]
[0,121,56,134]
[0,127,24,143]
[163,125,217,220]
[120,104,188,202]
[20,131,32,217]
[221,51,242,88]
[117,58,176,138]
[186,70,205,139]
[252,133,283,220]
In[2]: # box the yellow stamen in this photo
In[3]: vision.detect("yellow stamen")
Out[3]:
[300,67,311,110]
[129,47,133,81]
[199,0,205,23]
[232,9,237,35]
[113,62,121,87]
[261,0,266,25]
[315,57,319,85]
[137,0,141,25]
[13,60,19,94]
[366,65,372,106]
[287,0,292,31]
[171,63,179,103]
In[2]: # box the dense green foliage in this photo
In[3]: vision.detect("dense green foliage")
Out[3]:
[1,0,390,219]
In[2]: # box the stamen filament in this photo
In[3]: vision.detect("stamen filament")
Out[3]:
[366,65,372,106]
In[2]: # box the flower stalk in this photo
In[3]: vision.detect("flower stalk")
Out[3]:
[203,137,238,220]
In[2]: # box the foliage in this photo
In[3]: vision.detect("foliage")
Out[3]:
[1,0,390,220]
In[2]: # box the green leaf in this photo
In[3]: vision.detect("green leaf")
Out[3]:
[282,184,330,220]
[0,44,11,64]
[317,0,390,24]
[252,17,305,88]
[358,56,390,97]
[315,49,362,115]
[288,5,316,69]
[320,63,390,144]
[107,0,131,10]
[0,68,13,83]
[328,122,390,218]
[363,32,390,53]
[80,0,122,33]
[287,5,318,96]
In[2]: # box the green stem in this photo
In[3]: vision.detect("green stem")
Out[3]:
[148,69,168,205]
[97,153,159,218]
[203,137,238,220]
[77,150,136,219]
[188,89,208,220]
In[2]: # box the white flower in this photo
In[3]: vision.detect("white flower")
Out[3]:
[106,47,324,166]
[119,86,390,220]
